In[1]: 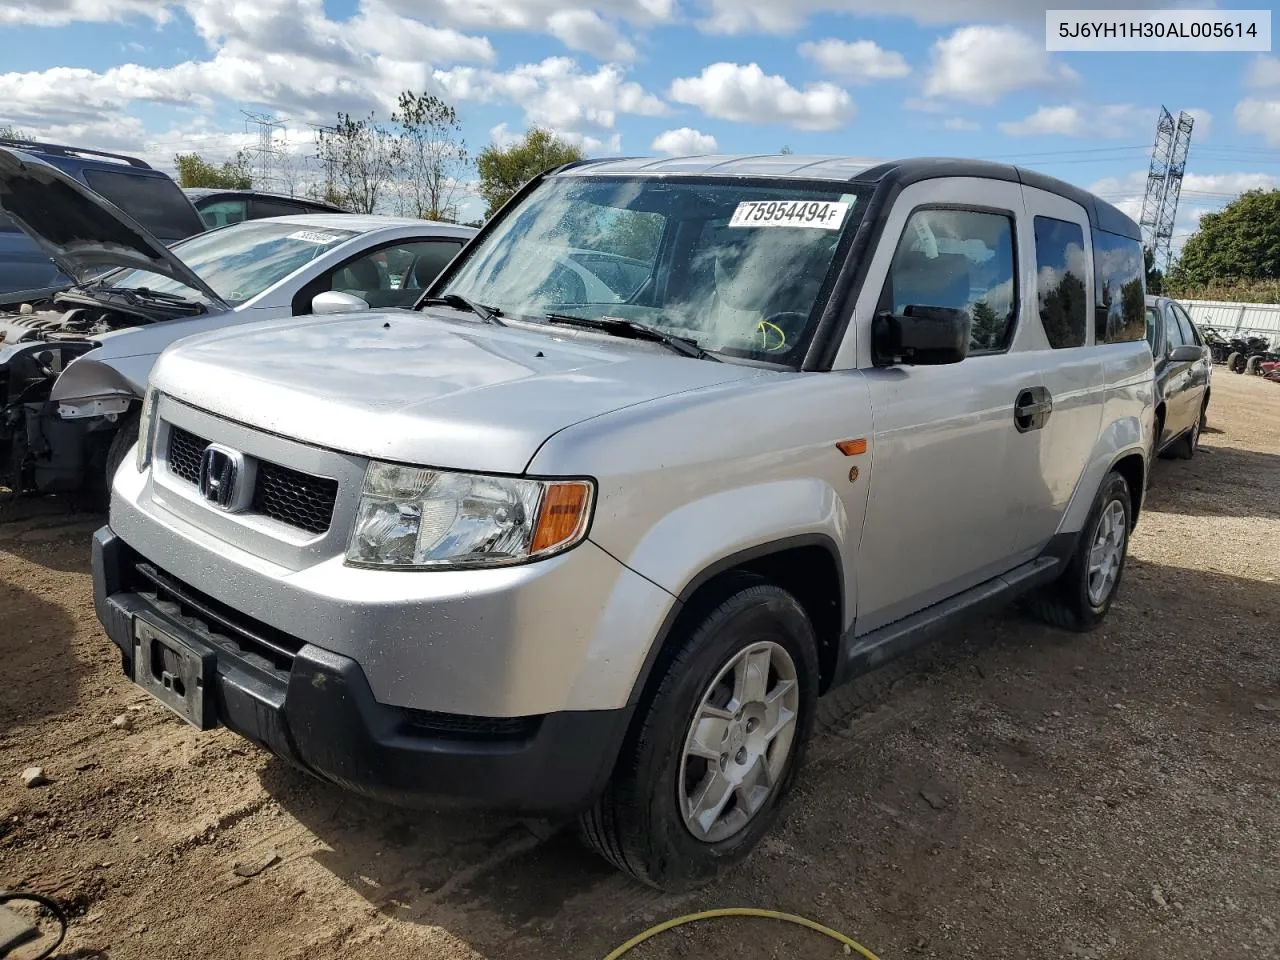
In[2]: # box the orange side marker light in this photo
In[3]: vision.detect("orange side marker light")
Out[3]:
[836,438,867,456]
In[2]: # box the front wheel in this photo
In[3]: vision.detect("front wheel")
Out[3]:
[580,578,818,891]
[1245,356,1262,376]
[1172,403,1206,460]
[1024,471,1132,632]
[1227,351,1246,374]
[103,413,140,494]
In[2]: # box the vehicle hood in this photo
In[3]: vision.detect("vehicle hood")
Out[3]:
[0,147,227,307]
[151,310,762,474]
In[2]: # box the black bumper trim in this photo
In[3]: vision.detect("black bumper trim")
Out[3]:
[92,527,631,814]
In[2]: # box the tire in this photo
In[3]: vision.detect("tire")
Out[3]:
[1172,403,1205,460]
[579,576,819,892]
[1227,351,1246,374]
[1024,471,1132,633]
[1245,356,1262,376]
[103,413,139,493]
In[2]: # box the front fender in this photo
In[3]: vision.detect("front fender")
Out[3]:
[602,477,853,615]
[49,353,155,418]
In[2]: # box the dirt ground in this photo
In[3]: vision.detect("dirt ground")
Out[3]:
[2,371,1278,960]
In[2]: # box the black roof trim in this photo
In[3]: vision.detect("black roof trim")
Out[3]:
[852,157,1142,242]
[0,138,152,170]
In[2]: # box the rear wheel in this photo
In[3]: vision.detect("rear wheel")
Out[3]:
[580,577,818,891]
[1245,356,1262,376]
[1024,471,1132,632]
[1227,351,1246,374]
[1172,403,1205,460]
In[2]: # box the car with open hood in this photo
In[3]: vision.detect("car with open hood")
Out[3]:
[0,145,476,495]
[94,154,1155,892]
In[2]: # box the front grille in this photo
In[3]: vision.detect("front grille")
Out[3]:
[131,560,304,676]
[164,422,338,535]
[252,462,339,535]
[166,426,208,484]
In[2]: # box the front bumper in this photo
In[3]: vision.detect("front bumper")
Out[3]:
[93,526,632,814]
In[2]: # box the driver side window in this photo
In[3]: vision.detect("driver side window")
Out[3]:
[881,208,1017,355]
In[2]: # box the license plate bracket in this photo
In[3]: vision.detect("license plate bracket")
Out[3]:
[132,616,218,730]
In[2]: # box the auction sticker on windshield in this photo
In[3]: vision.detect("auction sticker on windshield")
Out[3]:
[729,200,850,230]
[287,230,346,244]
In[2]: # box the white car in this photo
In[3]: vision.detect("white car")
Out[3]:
[0,145,476,494]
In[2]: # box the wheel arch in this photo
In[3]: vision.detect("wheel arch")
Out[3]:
[623,535,846,717]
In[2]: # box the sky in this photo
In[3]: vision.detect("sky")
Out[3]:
[1,0,1278,239]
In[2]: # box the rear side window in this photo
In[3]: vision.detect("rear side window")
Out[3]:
[252,198,308,219]
[1033,216,1088,349]
[197,198,248,229]
[1092,228,1146,343]
[83,170,205,241]
[883,207,1017,353]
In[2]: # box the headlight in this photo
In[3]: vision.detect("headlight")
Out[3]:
[135,387,158,473]
[346,462,594,569]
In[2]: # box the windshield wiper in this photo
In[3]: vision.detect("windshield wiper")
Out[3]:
[77,281,203,314]
[422,293,506,326]
[544,313,719,361]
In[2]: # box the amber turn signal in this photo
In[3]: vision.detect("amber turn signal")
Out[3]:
[836,438,867,456]
[531,481,594,555]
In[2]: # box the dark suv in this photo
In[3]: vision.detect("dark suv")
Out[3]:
[183,188,347,228]
[0,139,205,298]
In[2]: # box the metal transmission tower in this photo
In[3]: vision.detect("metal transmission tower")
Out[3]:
[241,110,286,190]
[1138,107,1175,244]
[1156,111,1195,273]
[1139,107,1195,274]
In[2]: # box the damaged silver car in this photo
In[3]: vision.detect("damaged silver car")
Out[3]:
[0,146,477,495]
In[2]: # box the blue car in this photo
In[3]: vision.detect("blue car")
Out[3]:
[0,138,205,299]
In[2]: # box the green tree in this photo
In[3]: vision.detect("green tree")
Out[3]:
[0,124,32,141]
[779,145,793,155]
[1167,188,1280,288]
[392,91,468,221]
[174,151,253,189]
[476,128,584,219]
[1143,245,1163,295]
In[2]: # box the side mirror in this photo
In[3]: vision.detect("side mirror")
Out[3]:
[1169,345,1202,363]
[872,305,971,366]
[311,290,370,315]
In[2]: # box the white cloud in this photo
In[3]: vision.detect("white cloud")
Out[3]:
[999,104,1147,139]
[694,0,1176,36]
[0,0,169,25]
[1244,55,1280,88]
[546,10,636,61]
[488,121,621,154]
[1235,98,1280,146]
[669,62,854,131]
[379,0,672,39]
[651,127,718,154]
[942,117,979,131]
[923,25,1077,105]
[436,57,665,138]
[798,39,909,83]
[350,1,495,64]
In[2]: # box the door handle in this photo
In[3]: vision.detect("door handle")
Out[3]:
[1015,387,1053,432]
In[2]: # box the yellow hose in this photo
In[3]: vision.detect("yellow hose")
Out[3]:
[602,907,883,960]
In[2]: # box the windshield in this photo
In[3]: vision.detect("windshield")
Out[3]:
[440,176,867,365]
[103,221,359,305]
